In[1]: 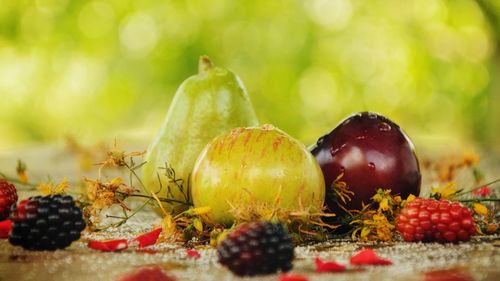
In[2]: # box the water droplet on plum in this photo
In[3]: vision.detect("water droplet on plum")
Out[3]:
[368,162,376,170]
[378,122,391,132]
[330,147,340,156]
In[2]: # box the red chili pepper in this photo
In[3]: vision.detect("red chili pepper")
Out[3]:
[88,239,128,252]
[0,219,12,239]
[131,228,162,248]
[186,249,201,259]
[315,257,346,272]
[279,274,309,281]
[350,248,392,266]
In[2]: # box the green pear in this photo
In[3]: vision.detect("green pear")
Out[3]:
[142,56,259,215]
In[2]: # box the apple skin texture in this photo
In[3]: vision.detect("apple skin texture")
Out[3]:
[311,112,421,213]
[191,125,325,226]
[142,57,259,214]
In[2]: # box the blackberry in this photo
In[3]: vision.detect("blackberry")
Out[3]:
[0,179,18,221]
[9,195,86,250]
[217,221,294,276]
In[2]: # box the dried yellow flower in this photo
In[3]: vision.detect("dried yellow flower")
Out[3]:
[486,223,498,234]
[360,227,371,239]
[36,177,69,196]
[351,189,403,242]
[16,160,28,184]
[473,203,488,217]
[83,177,135,226]
[431,182,459,200]
[406,194,416,204]
[462,151,480,167]
[379,198,390,212]
[186,206,212,216]
[193,218,203,232]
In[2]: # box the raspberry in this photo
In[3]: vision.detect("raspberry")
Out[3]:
[9,195,86,250]
[217,221,294,276]
[396,198,476,243]
[0,180,18,221]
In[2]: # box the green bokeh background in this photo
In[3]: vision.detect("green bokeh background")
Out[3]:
[1,0,499,155]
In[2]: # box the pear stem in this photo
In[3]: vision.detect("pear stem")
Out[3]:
[199,55,214,74]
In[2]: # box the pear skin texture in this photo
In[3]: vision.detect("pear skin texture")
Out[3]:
[142,58,259,215]
[191,125,325,226]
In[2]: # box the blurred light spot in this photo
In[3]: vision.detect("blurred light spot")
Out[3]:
[187,0,229,19]
[49,57,105,113]
[63,60,97,94]
[120,13,158,57]
[449,0,485,27]
[424,24,459,61]
[0,49,39,103]
[342,34,379,82]
[298,67,338,116]
[36,0,68,15]
[265,19,307,58]
[442,64,490,97]
[222,23,262,58]
[157,4,199,47]
[412,0,447,22]
[20,8,53,43]
[79,1,115,38]
[306,0,352,31]
[459,27,492,63]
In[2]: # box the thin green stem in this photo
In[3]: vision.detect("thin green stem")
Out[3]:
[124,162,146,189]
[103,196,155,229]
[456,178,500,197]
[121,191,193,206]
[0,172,38,188]
[126,197,154,219]
[106,215,127,219]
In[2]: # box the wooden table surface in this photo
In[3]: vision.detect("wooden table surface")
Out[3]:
[0,143,499,281]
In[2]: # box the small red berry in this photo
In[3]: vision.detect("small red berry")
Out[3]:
[472,186,491,197]
[396,198,476,243]
[0,180,18,221]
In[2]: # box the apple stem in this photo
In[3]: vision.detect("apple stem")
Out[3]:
[199,55,214,74]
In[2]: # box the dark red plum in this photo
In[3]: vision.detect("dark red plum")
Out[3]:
[311,112,421,215]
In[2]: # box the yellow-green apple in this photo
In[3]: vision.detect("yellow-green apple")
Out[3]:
[191,125,325,225]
